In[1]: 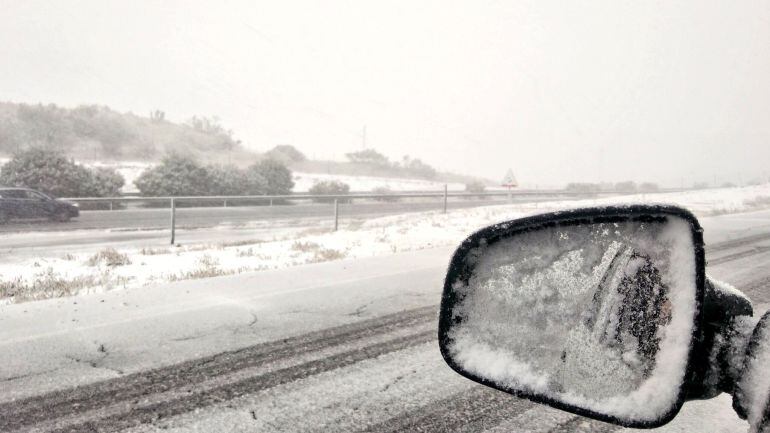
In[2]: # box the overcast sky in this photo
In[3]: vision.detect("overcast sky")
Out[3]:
[1,0,769,187]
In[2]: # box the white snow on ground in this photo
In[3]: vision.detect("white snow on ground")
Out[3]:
[1,184,769,303]
[291,171,466,192]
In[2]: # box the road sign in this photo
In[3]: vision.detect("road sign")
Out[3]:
[502,169,518,188]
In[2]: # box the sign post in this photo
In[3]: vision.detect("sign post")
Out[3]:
[501,169,518,202]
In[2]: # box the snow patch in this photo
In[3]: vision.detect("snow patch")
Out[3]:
[292,172,466,192]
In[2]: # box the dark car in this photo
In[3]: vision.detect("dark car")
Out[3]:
[0,187,79,223]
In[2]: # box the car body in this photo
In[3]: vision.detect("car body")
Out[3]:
[0,187,79,223]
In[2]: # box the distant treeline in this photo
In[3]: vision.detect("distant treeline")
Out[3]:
[291,148,484,184]
[564,181,660,193]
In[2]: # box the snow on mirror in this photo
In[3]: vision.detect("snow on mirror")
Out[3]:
[441,214,699,426]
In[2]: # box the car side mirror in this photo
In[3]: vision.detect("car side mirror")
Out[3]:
[438,205,706,428]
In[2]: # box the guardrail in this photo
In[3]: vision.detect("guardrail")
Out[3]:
[58,187,673,244]
[61,189,631,204]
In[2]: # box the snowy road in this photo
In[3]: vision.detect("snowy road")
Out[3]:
[0,210,769,432]
[0,197,527,234]
[0,198,517,253]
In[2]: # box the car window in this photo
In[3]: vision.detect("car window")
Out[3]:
[25,191,47,200]
[2,190,25,199]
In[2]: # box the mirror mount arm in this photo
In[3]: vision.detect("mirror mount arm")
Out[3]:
[685,278,756,401]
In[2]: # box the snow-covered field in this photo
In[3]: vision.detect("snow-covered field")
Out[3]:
[1,184,769,304]
[292,172,466,192]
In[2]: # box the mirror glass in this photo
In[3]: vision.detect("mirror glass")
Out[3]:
[444,216,698,424]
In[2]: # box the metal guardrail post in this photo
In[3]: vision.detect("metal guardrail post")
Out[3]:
[170,197,176,245]
[109,200,113,211]
[223,199,227,208]
[333,198,339,231]
[443,184,448,214]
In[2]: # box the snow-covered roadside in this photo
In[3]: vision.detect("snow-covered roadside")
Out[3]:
[1,184,769,304]
[291,172,466,192]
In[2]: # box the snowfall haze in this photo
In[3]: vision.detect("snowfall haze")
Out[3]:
[1,0,769,187]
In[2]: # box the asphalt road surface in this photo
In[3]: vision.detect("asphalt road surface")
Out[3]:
[1,210,768,432]
[0,191,610,234]
[0,199,517,256]
[0,195,598,255]
[0,198,521,233]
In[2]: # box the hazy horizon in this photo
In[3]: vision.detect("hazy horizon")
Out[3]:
[1,1,769,187]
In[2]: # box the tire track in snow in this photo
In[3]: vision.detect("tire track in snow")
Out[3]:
[359,385,532,433]
[546,416,618,433]
[706,232,770,253]
[0,306,437,432]
[743,275,770,304]
[49,330,436,433]
[707,246,770,266]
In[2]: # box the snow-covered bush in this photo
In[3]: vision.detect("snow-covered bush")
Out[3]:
[206,164,266,196]
[345,149,390,166]
[86,248,131,267]
[372,186,400,202]
[134,153,212,196]
[0,148,124,199]
[135,155,276,206]
[565,183,601,193]
[309,180,351,203]
[247,159,294,196]
[465,181,486,193]
[615,181,637,193]
[639,182,660,193]
[265,144,306,164]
